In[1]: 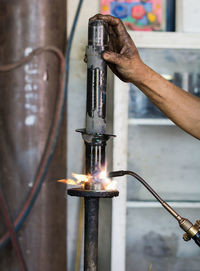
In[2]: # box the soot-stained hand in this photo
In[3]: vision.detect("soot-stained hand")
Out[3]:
[89,14,143,83]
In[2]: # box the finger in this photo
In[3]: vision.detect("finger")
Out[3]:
[102,51,123,65]
[107,63,127,82]
[120,45,128,55]
[90,14,132,50]
[108,25,118,52]
[90,14,127,35]
[90,14,123,27]
[89,13,102,22]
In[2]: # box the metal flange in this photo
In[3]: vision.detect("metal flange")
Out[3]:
[67,188,119,198]
[76,128,115,146]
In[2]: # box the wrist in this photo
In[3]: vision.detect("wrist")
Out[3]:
[129,59,148,85]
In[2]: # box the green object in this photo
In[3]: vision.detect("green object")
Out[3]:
[124,15,135,23]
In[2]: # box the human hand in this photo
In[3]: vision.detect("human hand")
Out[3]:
[89,14,144,83]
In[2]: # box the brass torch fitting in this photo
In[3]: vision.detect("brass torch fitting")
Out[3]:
[179,218,199,241]
[179,219,200,241]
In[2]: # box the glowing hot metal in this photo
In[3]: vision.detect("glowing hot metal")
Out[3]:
[58,170,117,191]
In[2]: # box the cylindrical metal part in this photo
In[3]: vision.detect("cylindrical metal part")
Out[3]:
[84,20,108,190]
[86,20,108,135]
[85,144,105,174]
[88,21,108,47]
[85,143,106,190]
[82,19,111,271]
[84,198,99,271]
[162,202,182,222]
[83,19,109,271]
[179,218,194,232]
[0,1,66,270]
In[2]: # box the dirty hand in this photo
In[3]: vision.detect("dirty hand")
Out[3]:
[89,14,144,83]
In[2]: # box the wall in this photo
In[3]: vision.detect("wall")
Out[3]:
[176,0,200,33]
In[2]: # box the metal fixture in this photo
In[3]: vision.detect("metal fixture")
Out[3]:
[68,20,119,271]
[109,170,200,247]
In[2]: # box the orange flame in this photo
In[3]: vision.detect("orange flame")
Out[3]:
[72,173,90,183]
[57,179,77,185]
[57,170,116,191]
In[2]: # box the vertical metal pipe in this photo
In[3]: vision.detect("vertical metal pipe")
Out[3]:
[85,19,108,187]
[84,198,99,271]
[84,20,108,271]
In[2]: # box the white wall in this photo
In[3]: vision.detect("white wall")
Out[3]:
[176,0,200,33]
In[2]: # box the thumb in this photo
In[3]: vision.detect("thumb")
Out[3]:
[102,51,123,65]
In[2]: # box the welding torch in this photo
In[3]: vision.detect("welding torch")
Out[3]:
[108,170,200,247]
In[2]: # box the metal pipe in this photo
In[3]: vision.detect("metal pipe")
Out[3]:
[69,19,118,271]
[84,198,99,271]
[84,19,107,271]
[85,19,108,190]
[86,20,108,135]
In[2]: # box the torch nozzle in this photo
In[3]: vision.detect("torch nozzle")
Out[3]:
[108,171,125,178]
[109,170,200,248]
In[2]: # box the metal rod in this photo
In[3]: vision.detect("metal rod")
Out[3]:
[83,19,108,271]
[84,198,99,271]
[69,19,118,271]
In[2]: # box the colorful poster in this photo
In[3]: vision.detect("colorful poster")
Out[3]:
[100,0,164,31]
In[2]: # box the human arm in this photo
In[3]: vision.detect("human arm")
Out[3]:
[90,14,200,140]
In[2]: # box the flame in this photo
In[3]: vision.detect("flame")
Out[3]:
[72,173,90,183]
[57,173,89,187]
[99,170,117,190]
[57,179,77,185]
[57,170,117,191]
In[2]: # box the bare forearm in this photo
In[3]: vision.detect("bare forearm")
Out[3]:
[132,63,200,139]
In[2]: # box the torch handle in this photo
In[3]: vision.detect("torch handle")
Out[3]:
[192,230,200,247]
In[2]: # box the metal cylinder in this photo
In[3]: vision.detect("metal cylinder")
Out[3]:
[84,20,108,191]
[85,144,106,174]
[83,20,108,271]
[0,1,66,270]
[84,198,99,271]
[86,20,108,135]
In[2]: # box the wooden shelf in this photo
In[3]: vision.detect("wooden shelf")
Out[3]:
[128,118,175,126]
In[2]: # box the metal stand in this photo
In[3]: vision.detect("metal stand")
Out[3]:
[68,189,118,271]
[68,19,119,271]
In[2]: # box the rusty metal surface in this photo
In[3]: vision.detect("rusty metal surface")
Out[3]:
[0,1,66,270]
